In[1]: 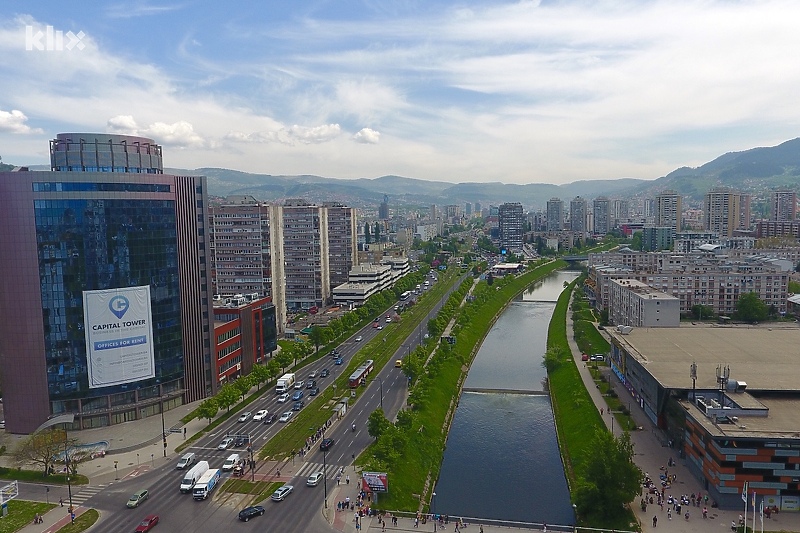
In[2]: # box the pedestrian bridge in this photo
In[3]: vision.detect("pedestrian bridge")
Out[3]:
[462,387,548,396]
[562,255,588,261]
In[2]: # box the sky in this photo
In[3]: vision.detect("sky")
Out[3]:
[1,0,799,185]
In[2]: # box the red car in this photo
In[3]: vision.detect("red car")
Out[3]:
[135,514,159,532]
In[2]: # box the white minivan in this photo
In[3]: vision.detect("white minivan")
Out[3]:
[222,453,241,471]
[176,452,196,470]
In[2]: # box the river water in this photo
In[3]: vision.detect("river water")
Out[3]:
[433,271,579,526]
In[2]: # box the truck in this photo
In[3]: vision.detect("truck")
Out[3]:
[192,468,221,500]
[180,460,209,493]
[276,373,296,394]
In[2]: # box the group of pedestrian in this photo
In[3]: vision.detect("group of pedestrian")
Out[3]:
[647,456,712,527]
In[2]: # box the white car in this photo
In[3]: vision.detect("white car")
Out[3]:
[355,336,363,342]
[218,437,234,450]
[278,412,293,423]
[306,471,324,487]
[294,380,305,389]
[253,409,269,421]
[308,370,318,379]
[277,393,289,403]
[237,411,252,423]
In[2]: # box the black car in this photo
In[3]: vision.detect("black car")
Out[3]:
[309,387,319,396]
[234,435,248,447]
[263,413,277,424]
[320,368,330,378]
[238,505,265,522]
[306,379,317,389]
[319,438,335,451]
[292,400,305,411]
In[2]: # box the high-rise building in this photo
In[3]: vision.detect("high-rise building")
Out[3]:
[498,202,524,253]
[655,190,682,234]
[593,197,612,235]
[704,188,750,237]
[546,198,564,232]
[0,133,214,433]
[324,202,358,287]
[378,194,389,220]
[611,199,629,225]
[465,202,472,216]
[282,199,329,310]
[772,190,797,221]
[569,196,588,234]
[208,197,286,331]
[474,202,482,216]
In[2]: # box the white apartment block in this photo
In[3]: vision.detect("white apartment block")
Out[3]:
[608,279,680,328]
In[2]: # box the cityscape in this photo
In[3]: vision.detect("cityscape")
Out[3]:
[2,2,800,533]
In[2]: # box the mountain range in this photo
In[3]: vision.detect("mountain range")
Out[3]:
[10,138,800,211]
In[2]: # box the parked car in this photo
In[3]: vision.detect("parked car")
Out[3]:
[271,484,294,501]
[277,393,289,403]
[292,400,305,411]
[291,390,304,401]
[319,438,335,451]
[218,437,234,450]
[590,354,605,361]
[135,514,159,532]
[253,409,269,421]
[320,368,330,377]
[279,412,292,423]
[237,411,252,423]
[263,413,277,424]
[126,489,149,508]
[238,505,265,522]
[306,472,324,487]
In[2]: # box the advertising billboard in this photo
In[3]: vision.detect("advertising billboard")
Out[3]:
[361,472,388,493]
[83,286,155,388]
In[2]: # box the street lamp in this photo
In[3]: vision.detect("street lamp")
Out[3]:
[432,492,437,532]
[322,428,328,509]
[160,392,167,457]
[375,377,384,410]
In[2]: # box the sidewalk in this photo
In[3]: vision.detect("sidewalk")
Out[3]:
[565,294,800,533]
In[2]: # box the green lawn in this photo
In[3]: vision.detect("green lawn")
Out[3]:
[0,500,55,533]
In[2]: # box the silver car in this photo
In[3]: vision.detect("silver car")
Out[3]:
[271,484,294,501]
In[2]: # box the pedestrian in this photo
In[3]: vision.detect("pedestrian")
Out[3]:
[59,497,64,507]
[70,511,75,523]
[667,508,672,520]
[703,507,708,519]
[414,517,419,528]
[480,525,484,533]
[652,515,657,528]
[731,520,737,531]
[346,475,350,485]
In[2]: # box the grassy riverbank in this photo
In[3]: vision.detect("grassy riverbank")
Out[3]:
[362,259,567,511]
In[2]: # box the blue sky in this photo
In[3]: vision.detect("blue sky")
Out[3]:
[1,1,799,185]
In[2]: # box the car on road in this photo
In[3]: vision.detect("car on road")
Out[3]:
[238,505,265,522]
[308,387,319,396]
[263,413,277,424]
[334,357,343,365]
[395,359,403,368]
[277,393,289,403]
[319,438,335,451]
[237,411,252,423]
[329,349,340,357]
[372,322,379,328]
[320,368,329,377]
[308,370,318,379]
[253,409,269,421]
[306,379,317,389]
[291,390,304,401]
[294,380,305,389]
[306,471,324,487]
[234,435,248,447]
[377,325,383,330]
[355,336,363,342]
[271,484,294,501]
[135,514,159,532]
[278,412,292,423]
[126,489,149,508]
[217,437,234,450]
[292,400,305,411]
[385,317,391,323]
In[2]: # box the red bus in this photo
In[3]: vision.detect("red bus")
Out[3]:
[348,359,375,388]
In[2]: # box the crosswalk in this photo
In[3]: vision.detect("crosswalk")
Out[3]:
[291,461,348,480]
[67,484,109,506]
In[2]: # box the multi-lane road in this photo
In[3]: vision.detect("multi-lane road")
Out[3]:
[44,273,459,533]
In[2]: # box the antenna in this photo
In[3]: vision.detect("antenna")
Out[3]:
[690,362,697,402]
[715,364,730,405]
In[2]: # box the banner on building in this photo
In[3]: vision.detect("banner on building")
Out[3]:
[83,286,155,388]
[361,472,388,493]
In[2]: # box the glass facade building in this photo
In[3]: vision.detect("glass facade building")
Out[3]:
[0,134,214,433]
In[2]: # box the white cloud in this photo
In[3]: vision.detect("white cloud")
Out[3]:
[0,109,42,134]
[106,115,139,134]
[141,121,205,148]
[226,124,341,145]
[288,123,341,144]
[353,128,380,144]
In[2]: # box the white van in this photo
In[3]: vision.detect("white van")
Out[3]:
[222,453,241,471]
[176,452,196,470]
[179,460,209,493]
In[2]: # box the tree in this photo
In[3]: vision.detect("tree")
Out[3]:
[367,408,392,440]
[574,429,643,520]
[250,363,271,391]
[735,292,767,323]
[197,398,219,425]
[14,429,77,476]
[216,382,239,412]
[395,409,415,431]
[275,349,292,373]
[308,326,326,354]
[234,375,253,401]
[690,304,714,321]
[541,346,565,372]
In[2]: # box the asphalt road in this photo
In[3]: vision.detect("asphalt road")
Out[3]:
[28,272,460,533]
